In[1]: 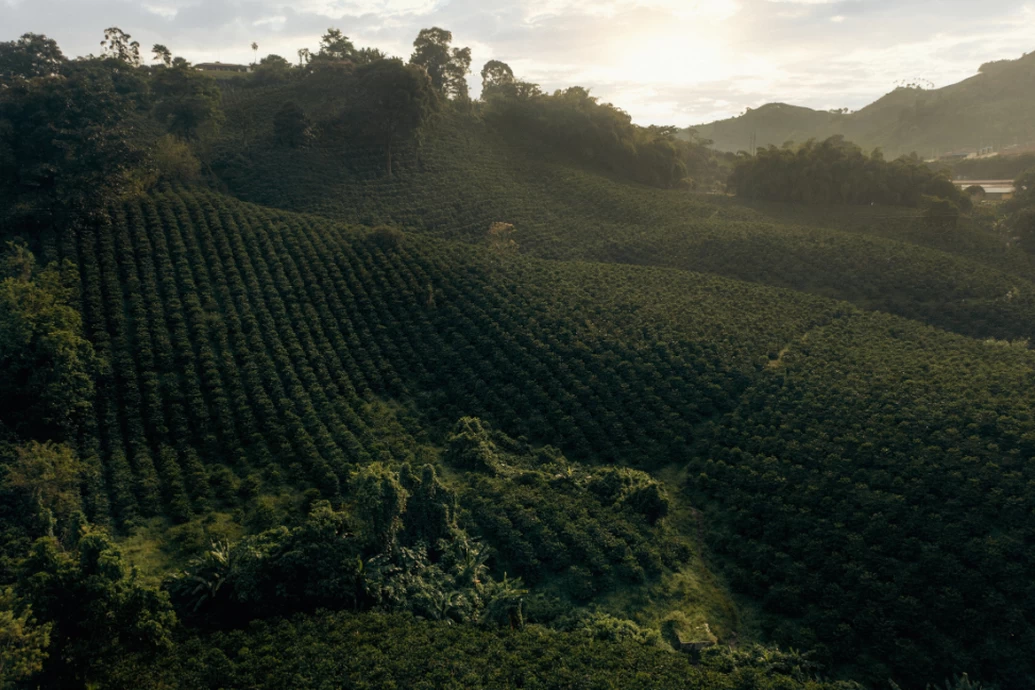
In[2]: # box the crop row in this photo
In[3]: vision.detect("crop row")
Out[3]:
[66,188,836,526]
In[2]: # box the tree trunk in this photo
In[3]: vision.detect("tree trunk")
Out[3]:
[386,142,393,177]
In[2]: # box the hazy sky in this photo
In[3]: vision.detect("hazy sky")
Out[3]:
[2,0,1033,126]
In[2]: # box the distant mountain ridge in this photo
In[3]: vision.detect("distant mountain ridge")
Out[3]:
[692,50,1035,158]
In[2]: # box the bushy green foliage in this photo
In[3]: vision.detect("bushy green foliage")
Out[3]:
[0,58,147,231]
[167,478,525,630]
[410,27,471,101]
[688,312,1035,687]
[0,588,50,689]
[729,136,970,208]
[0,243,96,441]
[4,441,83,526]
[351,58,439,176]
[107,610,856,690]
[152,62,223,140]
[0,33,64,80]
[272,102,313,148]
[19,527,176,687]
[452,421,685,597]
[484,84,697,188]
[149,134,202,185]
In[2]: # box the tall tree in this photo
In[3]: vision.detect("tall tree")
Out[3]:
[444,46,472,101]
[0,34,65,80]
[355,47,388,65]
[274,102,314,148]
[5,442,84,526]
[20,529,176,687]
[253,54,292,84]
[152,62,223,140]
[0,59,144,230]
[410,27,471,100]
[352,464,408,555]
[480,59,514,97]
[151,44,172,67]
[352,59,438,176]
[100,27,141,66]
[317,28,355,61]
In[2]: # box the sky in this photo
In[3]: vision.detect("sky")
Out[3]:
[1,0,1033,127]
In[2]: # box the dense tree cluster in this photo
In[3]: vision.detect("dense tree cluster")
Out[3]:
[0,58,145,232]
[0,243,96,442]
[483,78,699,188]
[410,27,472,101]
[729,136,971,209]
[0,28,224,235]
[450,419,683,598]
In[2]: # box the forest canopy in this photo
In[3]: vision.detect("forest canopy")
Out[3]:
[728,136,970,209]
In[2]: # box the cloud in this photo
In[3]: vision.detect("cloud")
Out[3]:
[1,0,1032,126]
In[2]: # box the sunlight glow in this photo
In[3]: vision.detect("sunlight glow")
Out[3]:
[611,30,731,84]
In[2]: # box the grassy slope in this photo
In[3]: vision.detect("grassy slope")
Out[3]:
[694,51,1035,157]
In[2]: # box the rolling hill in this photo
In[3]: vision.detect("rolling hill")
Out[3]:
[692,50,1035,158]
[57,180,1035,687]
[5,36,1035,690]
[212,91,1035,350]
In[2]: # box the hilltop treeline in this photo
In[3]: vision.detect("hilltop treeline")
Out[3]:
[482,82,705,188]
[728,136,969,209]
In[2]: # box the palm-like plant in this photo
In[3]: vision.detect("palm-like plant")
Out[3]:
[169,540,236,613]
[479,573,526,629]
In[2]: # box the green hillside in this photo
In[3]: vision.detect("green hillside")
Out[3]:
[63,187,843,523]
[5,27,1035,690]
[212,93,1035,350]
[694,51,1035,157]
[46,185,1035,688]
